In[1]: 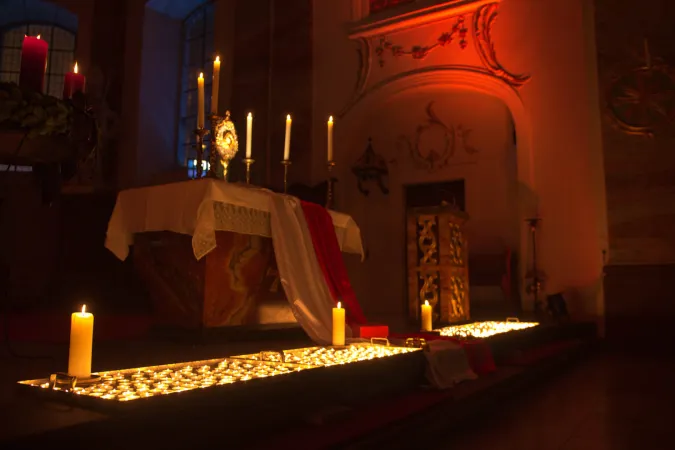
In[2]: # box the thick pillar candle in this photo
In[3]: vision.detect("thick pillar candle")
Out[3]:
[197,72,205,129]
[211,56,220,114]
[283,115,292,161]
[19,35,48,93]
[246,112,253,158]
[63,62,86,99]
[332,301,346,346]
[421,300,432,332]
[327,116,334,162]
[68,305,94,378]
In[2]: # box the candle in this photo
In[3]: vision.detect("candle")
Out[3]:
[63,62,86,99]
[283,114,292,161]
[68,304,94,378]
[327,116,334,162]
[421,300,432,332]
[197,72,205,129]
[246,112,253,158]
[211,56,220,114]
[19,35,48,93]
[332,301,345,346]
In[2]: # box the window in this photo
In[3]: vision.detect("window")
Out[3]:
[0,24,76,98]
[178,1,215,174]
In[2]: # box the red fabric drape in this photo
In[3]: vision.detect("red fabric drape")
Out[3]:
[300,201,367,326]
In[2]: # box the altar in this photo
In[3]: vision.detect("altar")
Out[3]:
[105,179,365,330]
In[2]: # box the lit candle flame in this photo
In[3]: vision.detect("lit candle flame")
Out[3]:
[286,114,291,121]
[328,116,333,124]
[247,112,252,119]
[81,304,87,314]
[198,72,204,80]
[74,62,78,74]
[424,300,429,306]
[337,302,342,309]
[37,34,41,39]
[215,56,220,63]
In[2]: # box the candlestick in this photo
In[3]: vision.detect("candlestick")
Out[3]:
[246,112,253,159]
[63,62,86,100]
[421,300,432,332]
[326,160,336,209]
[332,301,346,346]
[327,116,334,162]
[68,304,94,379]
[197,72,205,129]
[281,160,291,193]
[211,56,220,114]
[283,114,292,161]
[243,158,254,184]
[19,35,48,93]
[193,127,209,178]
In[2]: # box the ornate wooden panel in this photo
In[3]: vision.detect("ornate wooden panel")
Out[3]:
[407,206,470,325]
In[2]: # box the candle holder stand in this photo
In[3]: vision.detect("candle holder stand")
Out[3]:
[243,158,255,185]
[326,161,336,209]
[193,127,209,178]
[281,160,292,193]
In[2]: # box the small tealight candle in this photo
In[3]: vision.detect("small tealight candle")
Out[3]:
[68,304,94,378]
[421,300,432,332]
[332,301,346,346]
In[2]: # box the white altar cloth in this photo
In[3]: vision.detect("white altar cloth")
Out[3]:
[105,179,365,261]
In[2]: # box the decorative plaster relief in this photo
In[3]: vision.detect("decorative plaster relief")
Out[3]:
[397,102,478,172]
[375,15,468,67]
[605,40,675,137]
[473,3,530,87]
[341,2,531,118]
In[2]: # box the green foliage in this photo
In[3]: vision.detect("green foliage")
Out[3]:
[0,82,73,138]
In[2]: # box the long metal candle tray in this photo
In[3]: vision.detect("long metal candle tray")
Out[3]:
[436,319,539,339]
[17,356,313,413]
[230,338,422,367]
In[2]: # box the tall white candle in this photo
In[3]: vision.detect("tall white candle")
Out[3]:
[246,112,253,159]
[197,72,205,129]
[283,114,292,161]
[327,116,334,162]
[332,301,346,346]
[421,300,432,332]
[68,304,94,378]
[211,56,220,114]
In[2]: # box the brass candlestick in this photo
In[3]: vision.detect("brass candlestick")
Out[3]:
[326,160,336,209]
[193,127,209,178]
[281,160,291,193]
[243,158,255,184]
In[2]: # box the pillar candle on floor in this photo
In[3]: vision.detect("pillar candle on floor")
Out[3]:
[19,35,48,93]
[332,301,345,346]
[63,62,86,99]
[68,305,94,378]
[421,300,432,332]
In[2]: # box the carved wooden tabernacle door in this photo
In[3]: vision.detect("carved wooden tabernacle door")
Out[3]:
[407,206,470,325]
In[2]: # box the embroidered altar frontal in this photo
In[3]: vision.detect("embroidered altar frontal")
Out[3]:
[407,205,470,324]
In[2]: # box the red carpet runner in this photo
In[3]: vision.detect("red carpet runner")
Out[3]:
[300,201,367,326]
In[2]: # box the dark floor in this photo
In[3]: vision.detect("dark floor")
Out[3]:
[430,350,675,450]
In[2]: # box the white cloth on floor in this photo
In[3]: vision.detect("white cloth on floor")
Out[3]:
[267,193,352,344]
[424,340,477,389]
[105,178,365,261]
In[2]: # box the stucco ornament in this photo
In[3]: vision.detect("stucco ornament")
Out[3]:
[605,40,675,137]
[398,102,478,172]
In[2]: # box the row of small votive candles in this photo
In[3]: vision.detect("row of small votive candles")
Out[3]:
[197,56,335,163]
[66,302,347,378]
[20,35,85,99]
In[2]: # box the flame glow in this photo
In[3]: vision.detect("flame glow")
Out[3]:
[74,62,78,74]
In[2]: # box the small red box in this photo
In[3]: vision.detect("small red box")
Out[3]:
[353,324,389,339]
